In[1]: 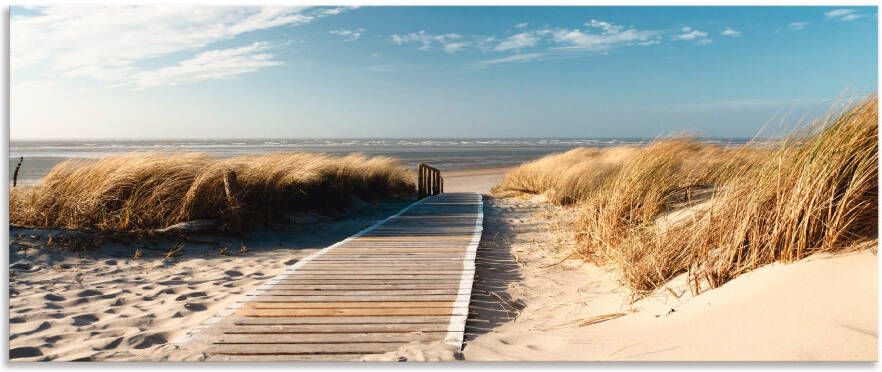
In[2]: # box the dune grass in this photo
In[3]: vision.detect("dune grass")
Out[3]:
[10,152,414,232]
[494,95,877,294]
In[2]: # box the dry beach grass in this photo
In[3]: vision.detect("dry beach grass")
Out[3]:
[494,96,878,294]
[10,152,414,232]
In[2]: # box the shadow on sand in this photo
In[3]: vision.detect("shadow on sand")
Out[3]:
[463,195,534,344]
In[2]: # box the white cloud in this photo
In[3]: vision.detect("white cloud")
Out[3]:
[825,9,862,21]
[672,26,712,45]
[128,42,282,89]
[391,31,468,53]
[12,6,345,88]
[550,22,660,51]
[720,27,741,37]
[330,28,364,41]
[474,53,545,67]
[586,19,624,35]
[495,32,539,51]
[514,22,529,29]
[788,22,809,31]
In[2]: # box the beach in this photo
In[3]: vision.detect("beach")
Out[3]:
[8,139,877,361]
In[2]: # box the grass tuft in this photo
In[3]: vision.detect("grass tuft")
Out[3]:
[10,152,414,231]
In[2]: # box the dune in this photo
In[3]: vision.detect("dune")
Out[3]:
[463,196,877,361]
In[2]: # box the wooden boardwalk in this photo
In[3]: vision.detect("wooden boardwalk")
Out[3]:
[177,192,483,361]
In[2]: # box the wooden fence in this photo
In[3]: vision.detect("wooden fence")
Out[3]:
[417,163,443,198]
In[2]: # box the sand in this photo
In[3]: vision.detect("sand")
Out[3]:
[462,195,878,361]
[442,167,512,194]
[8,200,411,361]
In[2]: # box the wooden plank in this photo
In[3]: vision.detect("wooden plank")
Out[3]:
[266,283,462,289]
[237,307,463,317]
[244,295,458,302]
[209,343,405,355]
[218,323,452,333]
[231,316,458,325]
[257,289,462,296]
[294,270,466,275]
[216,332,446,344]
[244,301,455,309]
[206,354,365,361]
[280,274,466,280]
[273,279,464,285]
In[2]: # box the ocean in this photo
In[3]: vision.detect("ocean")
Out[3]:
[8,138,750,185]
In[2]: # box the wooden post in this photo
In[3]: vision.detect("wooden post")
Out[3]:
[416,163,444,198]
[223,169,242,232]
[417,164,424,198]
[12,156,23,187]
[429,170,434,196]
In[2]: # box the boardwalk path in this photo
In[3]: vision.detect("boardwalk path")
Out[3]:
[177,192,483,361]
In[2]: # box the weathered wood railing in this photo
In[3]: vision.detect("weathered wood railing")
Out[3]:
[417,163,443,198]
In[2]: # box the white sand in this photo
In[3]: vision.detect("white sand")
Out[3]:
[463,196,878,361]
[8,201,411,361]
[442,167,512,194]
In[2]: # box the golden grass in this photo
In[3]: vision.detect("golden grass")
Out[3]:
[495,95,878,294]
[10,152,414,231]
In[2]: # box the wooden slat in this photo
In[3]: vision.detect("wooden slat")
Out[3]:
[230,315,457,325]
[267,283,462,289]
[216,332,446,344]
[257,289,462,296]
[209,343,405,355]
[206,354,365,361]
[219,323,452,333]
[244,301,455,309]
[280,274,465,280]
[244,295,458,302]
[237,307,464,317]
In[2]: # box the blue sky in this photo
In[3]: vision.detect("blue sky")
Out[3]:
[10,6,878,139]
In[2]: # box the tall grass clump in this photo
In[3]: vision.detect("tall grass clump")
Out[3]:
[577,140,762,261]
[494,95,876,295]
[682,96,878,289]
[10,152,414,231]
[493,147,639,204]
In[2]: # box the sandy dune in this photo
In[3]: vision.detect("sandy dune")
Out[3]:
[8,200,411,361]
[463,196,878,361]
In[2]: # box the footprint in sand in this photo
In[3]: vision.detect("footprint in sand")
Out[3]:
[101,337,124,350]
[184,303,207,312]
[224,270,243,277]
[175,291,208,301]
[10,346,43,359]
[11,262,32,271]
[44,294,65,302]
[129,333,167,349]
[77,289,102,297]
[72,314,100,326]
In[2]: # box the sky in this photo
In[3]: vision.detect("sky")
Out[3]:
[10,6,878,139]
